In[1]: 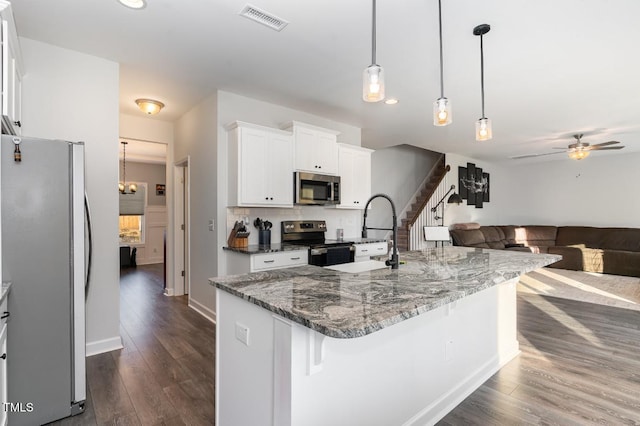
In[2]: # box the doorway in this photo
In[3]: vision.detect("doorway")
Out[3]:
[173,157,190,296]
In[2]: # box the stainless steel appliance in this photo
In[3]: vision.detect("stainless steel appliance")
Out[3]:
[294,172,340,205]
[1,135,90,425]
[282,220,354,266]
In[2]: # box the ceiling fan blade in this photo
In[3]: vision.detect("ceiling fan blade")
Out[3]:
[589,146,625,151]
[511,151,565,160]
[591,141,620,148]
[552,147,568,149]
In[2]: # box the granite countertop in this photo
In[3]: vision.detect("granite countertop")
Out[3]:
[223,243,310,255]
[210,247,560,339]
[223,238,388,255]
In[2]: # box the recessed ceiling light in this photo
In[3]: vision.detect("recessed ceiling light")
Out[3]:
[118,0,146,10]
[384,98,399,105]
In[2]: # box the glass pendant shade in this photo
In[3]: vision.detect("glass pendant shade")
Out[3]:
[475,117,492,141]
[568,150,589,160]
[118,182,125,193]
[363,64,385,102]
[433,98,452,126]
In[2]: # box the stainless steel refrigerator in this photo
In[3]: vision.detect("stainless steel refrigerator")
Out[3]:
[1,134,89,425]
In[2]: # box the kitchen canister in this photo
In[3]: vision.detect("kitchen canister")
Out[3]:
[336,228,344,241]
[259,229,271,247]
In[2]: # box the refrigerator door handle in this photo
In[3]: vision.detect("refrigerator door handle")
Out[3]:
[84,193,93,297]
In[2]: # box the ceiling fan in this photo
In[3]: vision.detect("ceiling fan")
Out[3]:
[512,134,625,160]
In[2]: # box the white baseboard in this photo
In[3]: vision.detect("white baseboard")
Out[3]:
[404,348,520,426]
[86,336,124,357]
[164,287,175,296]
[189,298,217,324]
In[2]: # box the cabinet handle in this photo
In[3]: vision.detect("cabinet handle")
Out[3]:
[0,354,6,360]
[270,197,273,200]
[377,247,385,251]
[361,249,368,253]
[13,121,21,128]
[290,257,300,260]
[0,311,9,319]
[263,260,275,263]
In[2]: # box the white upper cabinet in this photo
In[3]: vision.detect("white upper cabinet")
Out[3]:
[337,144,373,209]
[227,121,294,208]
[284,121,340,175]
[0,2,23,135]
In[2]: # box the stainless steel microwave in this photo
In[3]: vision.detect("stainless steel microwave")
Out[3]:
[294,172,340,205]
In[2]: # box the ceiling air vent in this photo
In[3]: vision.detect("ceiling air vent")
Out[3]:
[239,4,289,32]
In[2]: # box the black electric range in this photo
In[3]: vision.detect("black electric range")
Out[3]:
[281,220,354,266]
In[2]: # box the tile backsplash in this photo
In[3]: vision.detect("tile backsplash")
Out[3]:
[227,206,363,245]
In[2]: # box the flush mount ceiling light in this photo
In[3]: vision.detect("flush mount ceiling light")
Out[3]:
[433,0,451,126]
[384,98,399,105]
[363,0,385,102]
[135,98,164,115]
[119,141,137,194]
[239,4,289,31]
[118,0,146,10]
[474,24,492,141]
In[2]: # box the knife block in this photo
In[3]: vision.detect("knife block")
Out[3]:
[228,228,249,248]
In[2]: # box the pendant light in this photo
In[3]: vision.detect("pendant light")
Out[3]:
[119,141,137,194]
[433,0,451,126]
[363,0,385,102]
[473,24,492,141]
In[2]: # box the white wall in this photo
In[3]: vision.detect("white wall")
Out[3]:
[120,113,174,144]
[174,93,219,321]
[500,153,640,227]
[444,153,508,227]
[20,38,122,354]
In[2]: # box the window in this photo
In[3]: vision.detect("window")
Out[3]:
[119,215,144,243]
[119,183,146,244]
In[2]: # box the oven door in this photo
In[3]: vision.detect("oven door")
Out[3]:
[309,245,354,266]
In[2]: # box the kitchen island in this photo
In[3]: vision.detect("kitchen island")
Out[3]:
[210,247,560,426]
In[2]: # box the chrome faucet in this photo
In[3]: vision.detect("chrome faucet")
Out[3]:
[362,194,399,269]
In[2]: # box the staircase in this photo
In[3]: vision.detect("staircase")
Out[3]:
[397,156,449,251]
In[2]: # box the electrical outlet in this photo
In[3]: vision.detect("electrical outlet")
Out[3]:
[235,322,250,346]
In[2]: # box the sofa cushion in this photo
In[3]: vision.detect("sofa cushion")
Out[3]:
[553,226,640,252]
[602,250,640,277]
[449,229,489,248]
[497,226,518,245]
[480,227,506,249]
[547,246,583,270]
[450,222,481,230]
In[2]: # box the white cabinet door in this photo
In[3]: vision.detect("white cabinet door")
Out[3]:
[268,133,294,206]
[239,128,270,205]
[229,122,293,208]
[337,144,373,209]
[289,122,340,175]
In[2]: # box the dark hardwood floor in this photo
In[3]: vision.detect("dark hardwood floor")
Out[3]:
[439,293,640,425]
[49,265,640,425]
[50,264,215,426]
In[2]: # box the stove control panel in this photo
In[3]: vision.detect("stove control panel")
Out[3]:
[282,220,327,234]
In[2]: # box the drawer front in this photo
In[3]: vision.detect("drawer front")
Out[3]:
[354,242,388,258]
[251,250,308,271]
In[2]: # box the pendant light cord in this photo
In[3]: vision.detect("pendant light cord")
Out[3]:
[371,0,377,65]
[438,0,444,98]
[480,33,485,118]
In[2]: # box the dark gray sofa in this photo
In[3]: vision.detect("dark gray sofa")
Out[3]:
[449,223,640,278]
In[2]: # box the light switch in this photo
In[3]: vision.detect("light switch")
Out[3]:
[235,322,250,346]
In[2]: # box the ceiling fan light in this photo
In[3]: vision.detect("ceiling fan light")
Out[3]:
[568,150,589,160]
[433,98,452,126]
[135,98,164,115]
[363,64,385,102]
[475,117,492,141]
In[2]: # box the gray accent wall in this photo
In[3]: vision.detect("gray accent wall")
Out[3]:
[368,144,441,235]
[121,161,166,206]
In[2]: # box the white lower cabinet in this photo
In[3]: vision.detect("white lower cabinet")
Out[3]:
[354,242,388,262]
[226,249,308,275]
[0,295,7,426]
